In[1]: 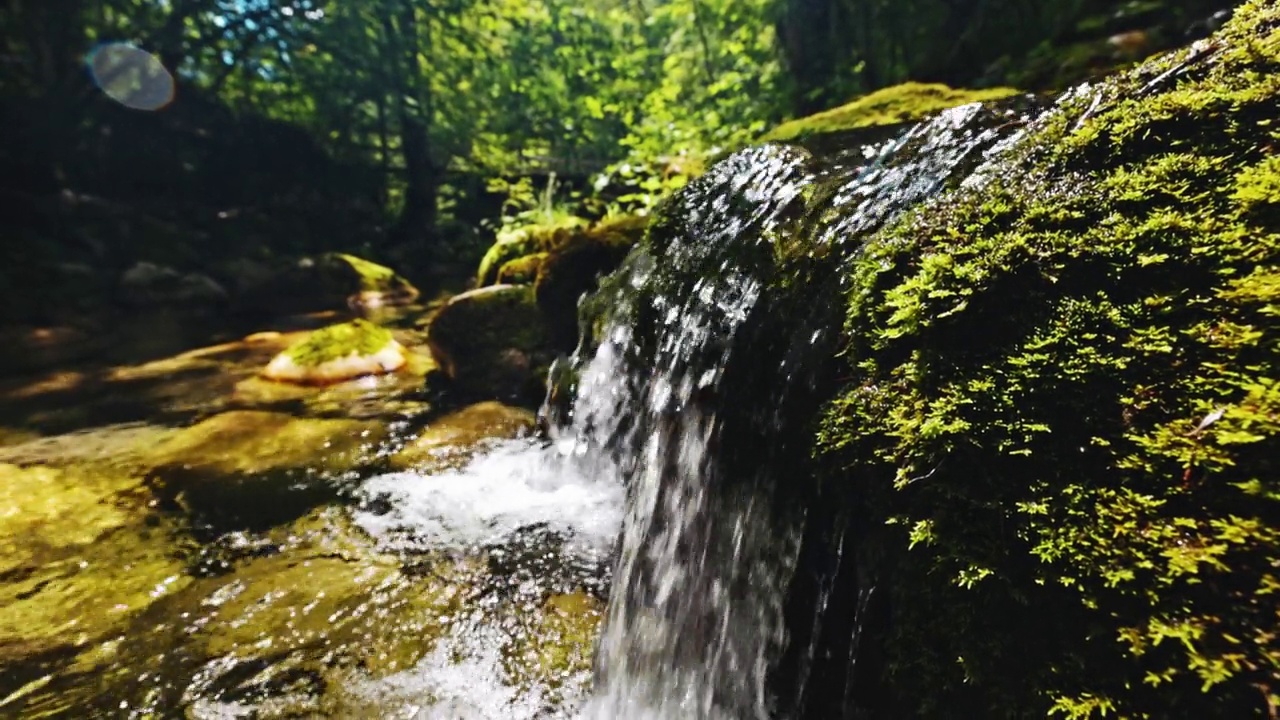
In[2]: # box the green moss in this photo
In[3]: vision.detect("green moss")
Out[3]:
[283,319,395,368]
[496,252,549,285]
[762,82,1022,143]
[328,253,416,295]
[426,285,555,402]
[476,219,588,287]
[533,214,648,350]
[816,2,1280,716]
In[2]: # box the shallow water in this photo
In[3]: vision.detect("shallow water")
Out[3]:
[0,313,620,719]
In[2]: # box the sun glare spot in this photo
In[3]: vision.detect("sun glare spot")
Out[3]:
[88,43,175,111]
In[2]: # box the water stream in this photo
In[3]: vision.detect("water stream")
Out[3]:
[0,95,1043,719]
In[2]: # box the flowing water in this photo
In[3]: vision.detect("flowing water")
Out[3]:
[0,96,1045,719]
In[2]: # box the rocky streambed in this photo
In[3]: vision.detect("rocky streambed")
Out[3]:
[0,307,620,719]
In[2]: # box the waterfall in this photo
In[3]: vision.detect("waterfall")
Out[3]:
[560,99,1043,719]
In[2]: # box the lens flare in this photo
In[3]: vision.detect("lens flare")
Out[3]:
[88,43,175,111]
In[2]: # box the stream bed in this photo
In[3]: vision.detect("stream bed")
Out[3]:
[0,310,622,719]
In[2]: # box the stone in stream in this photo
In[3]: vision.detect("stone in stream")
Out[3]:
[426,285,555,402]
[141,410,386,531]
[0,462,190,668]
[389,401,536,472]
[261,319,407,385]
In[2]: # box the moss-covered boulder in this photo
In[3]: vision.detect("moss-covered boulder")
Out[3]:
[262,319,406,385]
[496,252,548,285]
[814,3,1280,716]
[762,82,1022,144]
[533,215,648,350]
[476,221,587,288]
[390,401,536,472]
[426,285,554,402]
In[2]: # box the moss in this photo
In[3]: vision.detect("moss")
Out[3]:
[496,252,549,285]
[476,219,588,287]
[816,2,1280,716]
[762,82,1022,143]
[426,285,555,402]
[533,214,648,350]
[282,319,395,368]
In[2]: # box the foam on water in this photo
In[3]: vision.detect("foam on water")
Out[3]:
[354,438,625,555]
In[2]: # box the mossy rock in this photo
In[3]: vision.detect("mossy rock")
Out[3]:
[476,220,587,287]
[262,319,406,385]
[762,82,1022,144]
[390,401,536,472]
[426,285,555,402]
[233,253,418,316]
[816,3,1280,716]
[533,215,648,350]
[331,252,420,309]
[495,252,549,285]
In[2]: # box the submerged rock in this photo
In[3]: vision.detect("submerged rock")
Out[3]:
[0,462,189,663]
[144,410,385,479]
[262,319,406,385]
[390,401,536,471]
[426,285,554,402]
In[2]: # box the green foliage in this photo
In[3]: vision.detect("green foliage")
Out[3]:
[283,319,395,368]
[818,2,1280,715]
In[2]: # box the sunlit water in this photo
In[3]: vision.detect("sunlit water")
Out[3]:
[0,96,1051,719]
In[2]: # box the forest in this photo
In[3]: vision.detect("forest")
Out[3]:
[0,0,1233,330]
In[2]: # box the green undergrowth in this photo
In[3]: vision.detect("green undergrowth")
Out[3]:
[762,82,1022,143]
[817,2,1279,717]
[283,319,396,367]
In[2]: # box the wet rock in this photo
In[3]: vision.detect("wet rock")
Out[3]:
[261,319,407,385]
[142,410,387,531]
[0,462,188,662]
[144,410,385,477]
[390,402,536,472]
[426,285,554,402]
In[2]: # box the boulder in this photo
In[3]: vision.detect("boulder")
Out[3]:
[262,319,406,385]
[390,401,536,471]
[426,285,554,401]
[119,261,228,309]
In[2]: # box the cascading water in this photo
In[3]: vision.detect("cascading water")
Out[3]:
[350,96,1045,719]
